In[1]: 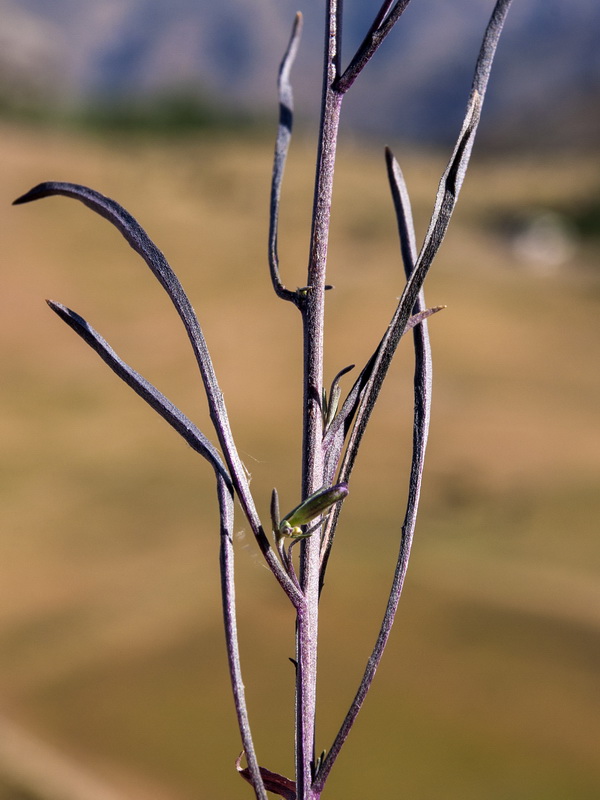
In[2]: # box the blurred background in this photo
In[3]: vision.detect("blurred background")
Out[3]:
[1,1,599,799]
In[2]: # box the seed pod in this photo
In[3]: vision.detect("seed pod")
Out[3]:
[279,482,348,538]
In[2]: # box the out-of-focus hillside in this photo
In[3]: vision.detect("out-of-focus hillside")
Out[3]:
[0,0,599,147]
[0,123,599,799]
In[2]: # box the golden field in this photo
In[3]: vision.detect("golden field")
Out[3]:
[0,122,599,799]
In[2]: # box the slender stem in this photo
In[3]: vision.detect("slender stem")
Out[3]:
[314,154,432,794]
[217,476,267,800]
[296,3,343,798]
[314,1,514,788]
[327,0,513,505]
[335,0,412,94]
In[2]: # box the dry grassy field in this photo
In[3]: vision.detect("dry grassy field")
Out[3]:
[0,122,599,799]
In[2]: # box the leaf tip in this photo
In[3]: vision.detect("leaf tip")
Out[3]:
[12,190,33,206]
[13,183,55,206]
[46,299,67,316]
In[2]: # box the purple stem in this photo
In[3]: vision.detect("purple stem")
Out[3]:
[296,2,343,797]
[312,152,431,795]
[313,0,514,789]
[217,476,267,800]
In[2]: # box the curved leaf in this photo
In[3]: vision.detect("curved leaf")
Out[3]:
[47,300,231,486]
[14,183,248,501]
[269,13,303,303]
[15,184,302,605]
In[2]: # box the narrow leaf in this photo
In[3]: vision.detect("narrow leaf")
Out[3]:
[15,184,302,605]
[314,1,514,787]
[320,307,440,490]
[269,13,303,303]
[336,0,412,93]
[385,145,418,277]
[333,0,514,492]
[236,754,296,800]
[14,183,249,503]
[321,352,376,486]
[270,487,281,533]
[406,305,445,330]
[47,300,231,486]
[323,364,354,430]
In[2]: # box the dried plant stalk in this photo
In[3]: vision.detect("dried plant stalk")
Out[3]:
[15,1,514,798]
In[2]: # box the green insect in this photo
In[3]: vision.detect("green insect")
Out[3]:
[271,482,349,541]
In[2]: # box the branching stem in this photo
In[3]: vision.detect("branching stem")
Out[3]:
[17,1,515,798]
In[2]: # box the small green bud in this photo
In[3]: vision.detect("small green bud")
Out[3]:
[323,364,354,430]
[279,482,348,538]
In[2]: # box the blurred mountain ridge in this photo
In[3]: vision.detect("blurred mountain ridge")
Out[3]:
[0,0,598,147]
